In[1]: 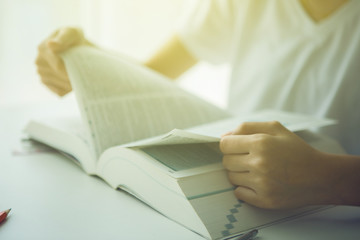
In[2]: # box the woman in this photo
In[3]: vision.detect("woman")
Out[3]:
[36,0,360,209]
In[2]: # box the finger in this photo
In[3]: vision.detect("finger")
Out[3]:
[45,53,66,74]
[45,84,67,96]
[49,29,61,38]
[36,29,60,53]
[39,77,68,96]
[220,135,251,154]
[35,55,60,73]
[36,45,67,74]
[39,74,72,96]
[43,80,71,96]
[48,27,83,52]
[227,171,254,188]
[233,186,259,206]
[232,121,287,135]
[39,72,70,89]
[36,59,69,84]
[222,154,250,172]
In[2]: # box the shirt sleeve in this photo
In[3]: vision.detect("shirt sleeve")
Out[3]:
[176,0,238,64]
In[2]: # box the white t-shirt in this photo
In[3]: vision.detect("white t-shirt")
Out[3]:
[178,0,360,155]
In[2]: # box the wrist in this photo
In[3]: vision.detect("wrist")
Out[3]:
[314,152,360,206]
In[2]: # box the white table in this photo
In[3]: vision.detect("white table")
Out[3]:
[1,101,359,240]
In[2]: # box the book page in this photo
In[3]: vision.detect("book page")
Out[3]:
[140,142,222,171]
[24,115,97,173]
[61,46,231,158]
[188,189,323,239]
[122,110,336,148]
[122,129,219,148]
[177,167,328,239]
[131,109,336,172]
[186,109,337,138]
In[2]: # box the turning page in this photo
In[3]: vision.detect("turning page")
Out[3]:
[61,46,230,158]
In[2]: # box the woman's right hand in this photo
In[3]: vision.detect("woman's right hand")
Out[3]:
[35,27,93,96]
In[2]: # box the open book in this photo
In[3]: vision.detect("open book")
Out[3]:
[24,46,339,239]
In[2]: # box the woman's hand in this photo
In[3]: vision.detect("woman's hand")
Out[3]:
[220,121,336,209]
[35,27,93,96]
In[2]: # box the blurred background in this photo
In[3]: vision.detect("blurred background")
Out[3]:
[0,0,229,108]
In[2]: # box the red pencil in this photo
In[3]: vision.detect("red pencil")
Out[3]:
[0,209,11,223]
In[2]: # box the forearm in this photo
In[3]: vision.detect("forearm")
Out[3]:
[145,35,198,79]
[321,152,360,206]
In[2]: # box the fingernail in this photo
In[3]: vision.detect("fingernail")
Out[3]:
[48,40,60,51]
[221,131,234,137]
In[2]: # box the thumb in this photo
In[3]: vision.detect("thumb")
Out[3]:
[47,28,84,52]
[221,130,234,137]
[47,40,62,52]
